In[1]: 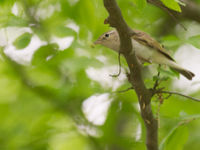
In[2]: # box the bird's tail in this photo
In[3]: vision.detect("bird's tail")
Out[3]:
[171,67,195,80]
[168,61,195,80]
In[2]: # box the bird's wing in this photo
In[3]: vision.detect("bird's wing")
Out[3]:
[132,30,175,61]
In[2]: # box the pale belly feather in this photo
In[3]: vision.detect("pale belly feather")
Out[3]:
[132,39,154,62]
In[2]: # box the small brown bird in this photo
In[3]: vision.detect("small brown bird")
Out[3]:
[94,29,195,80]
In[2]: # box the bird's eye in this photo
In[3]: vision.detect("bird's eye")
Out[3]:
[105,33,109,38]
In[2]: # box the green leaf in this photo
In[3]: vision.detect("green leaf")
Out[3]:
[160,124,189,150]
[161,35,182,48]
[158,67,179,78]
[161,0,181,12]
[132,0,147,9]
[32,44,58,65]
[61,56,103,76]
[13,33,32,50]
[52,26,76,37]
[188,35,200,49]
[0,15,28,28]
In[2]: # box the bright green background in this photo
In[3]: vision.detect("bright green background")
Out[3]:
[0,0,200,150]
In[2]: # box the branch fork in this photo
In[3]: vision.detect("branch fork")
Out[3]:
[103,0,158,150]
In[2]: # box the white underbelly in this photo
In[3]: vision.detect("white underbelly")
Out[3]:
[132,39,154,61]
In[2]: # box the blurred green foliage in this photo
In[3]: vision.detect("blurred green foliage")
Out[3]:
[0,0,200,150]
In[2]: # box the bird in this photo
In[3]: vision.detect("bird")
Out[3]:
[94,29,195,80]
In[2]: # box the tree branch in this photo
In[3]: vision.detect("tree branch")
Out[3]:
[103,0,158,150]
[147,0,200,36]
[181,0,200,23]
[157,90,200,102]
[147,0,200,23]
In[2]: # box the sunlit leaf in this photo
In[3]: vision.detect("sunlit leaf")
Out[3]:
[161,0,181,12]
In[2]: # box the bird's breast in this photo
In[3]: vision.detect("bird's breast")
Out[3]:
[131,39,154,61]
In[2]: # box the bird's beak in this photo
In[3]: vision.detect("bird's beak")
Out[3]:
[91,39,100,48]
[91,39,101,48]
[94,39,101,45]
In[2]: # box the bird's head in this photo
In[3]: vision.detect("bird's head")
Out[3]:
[94,30,120,51]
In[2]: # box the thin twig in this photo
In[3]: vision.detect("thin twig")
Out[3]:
[164,93,172,99]
[109,52,122,77]
[115,87,134,93]
[157,90,200,102]
[153,69,161,90]
[147,0,187,31]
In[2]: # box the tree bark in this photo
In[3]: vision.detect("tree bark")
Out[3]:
[103,0,158,150]
[147,0,200,23]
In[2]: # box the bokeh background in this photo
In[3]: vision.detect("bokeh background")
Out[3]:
[0,0,200,150]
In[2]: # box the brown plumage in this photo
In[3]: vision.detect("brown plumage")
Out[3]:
[94,29,195,80]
